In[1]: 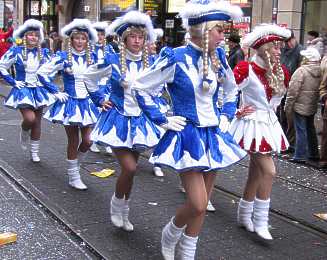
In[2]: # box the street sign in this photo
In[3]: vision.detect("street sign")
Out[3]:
[165,19,174,29]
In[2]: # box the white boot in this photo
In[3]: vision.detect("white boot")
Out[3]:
[105,146,112,155]
[20,128,30,150]
[253,197,273,240]
[177,233,198,260]
[67,159,87,190]
[110,194,124,228]
[206,200,216,212]
[161,217,186,260]
[90,143,100,153]
[237,198,254,232]
[153,166,164,177]
[122,199,134,232]
[30,140,40,162]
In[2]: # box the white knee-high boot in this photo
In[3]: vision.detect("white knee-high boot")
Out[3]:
[161,217,186,260]
[30,140,40,162]
[67,159,87,190]
[237,198,254,232]
[253,197,273,240]
[177,233,198,260]
[110,194,124,228]
[122,198,134,232]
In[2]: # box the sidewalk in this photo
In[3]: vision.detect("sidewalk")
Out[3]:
[0,83,327,259]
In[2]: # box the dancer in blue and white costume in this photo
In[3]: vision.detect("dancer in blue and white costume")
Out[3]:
[132,1,246,258]
[90,11,164,232]
[37,19,108,190]
[89,21,115,154]
[0,19,54,162]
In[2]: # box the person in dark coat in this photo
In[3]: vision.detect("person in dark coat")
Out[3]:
[279,31,304,153]
[227,33,245,70]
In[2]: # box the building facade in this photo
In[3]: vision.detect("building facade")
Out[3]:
[2,0,326,45]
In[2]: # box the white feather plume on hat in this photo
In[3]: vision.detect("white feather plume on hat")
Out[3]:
[13,19,44,42]
[179,0,243,30]
[106,11,155,43]
[154,28,163,40]
[92,21,109,33]
[61,18,98,43]
[242,23,291,49]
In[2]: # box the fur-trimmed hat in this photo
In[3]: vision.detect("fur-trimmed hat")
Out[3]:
[61,19,98,43]
[13,19,44,42]
[92,21,108,33]
[179,0,243,30]
[242,24,291,49]
[106,11,155,43]
[154,28,163,41]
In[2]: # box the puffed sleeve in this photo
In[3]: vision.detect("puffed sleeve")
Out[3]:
[37,51,66,93]
[0,46,17,86]
[233,60,250,87]
[132,47,177,125]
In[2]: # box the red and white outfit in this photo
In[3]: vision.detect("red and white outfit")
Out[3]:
[230,56,290,154]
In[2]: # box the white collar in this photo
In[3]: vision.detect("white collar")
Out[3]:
[72,48,86,56]
[189,41,203,52]
[126,49,142,61]
[251,54,267,69]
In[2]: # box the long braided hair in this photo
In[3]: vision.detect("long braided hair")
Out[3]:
[257,42,286,96]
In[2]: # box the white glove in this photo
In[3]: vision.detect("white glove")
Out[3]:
[219,115,230,133]
[14,81,26,89]
[161,116,187,132]
[54,92,69,102]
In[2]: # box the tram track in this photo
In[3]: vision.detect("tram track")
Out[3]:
[214,161,327,240]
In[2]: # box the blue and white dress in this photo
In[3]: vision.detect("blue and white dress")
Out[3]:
[0,46,55,109]
[133,43,247,172]
[94,44,115,97]
[90,50,164,150]
[37,49,105,126]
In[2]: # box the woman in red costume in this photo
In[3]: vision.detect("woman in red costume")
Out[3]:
[229,24,291,240]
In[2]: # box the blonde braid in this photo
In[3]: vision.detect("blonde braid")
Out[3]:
[119,40,128,88]
[37,41,43,62]
[210,50,224,107]
[86,41,92,65]
[202,27,210,91]
[142,44,149,69]
[263,49,285,96]
[103,38,107,53]
[23,36,27,61]
[66,38,73,74]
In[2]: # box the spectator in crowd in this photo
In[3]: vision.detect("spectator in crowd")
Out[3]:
[0,22,14,59]
[49,31,62,54]
[280,31,304,153]
[227,32,244,70]
[307,30,324,56]
[318,47,327,168]
[107,35,119,53]
[285,48,321,163]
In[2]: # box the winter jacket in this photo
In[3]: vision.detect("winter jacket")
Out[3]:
[320,56,327,101]
[307,37,325,56]
[285,62,321,116]
[281,43,304,75]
